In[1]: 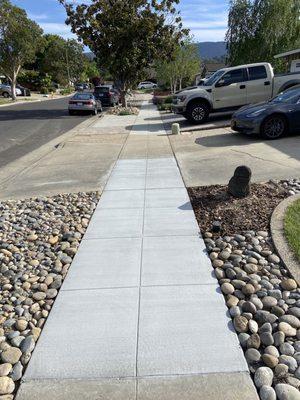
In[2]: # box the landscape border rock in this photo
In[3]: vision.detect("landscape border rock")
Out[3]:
[271,194,300,286]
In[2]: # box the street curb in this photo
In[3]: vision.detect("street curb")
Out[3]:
[0,94,72,108]
[270,194,300,285]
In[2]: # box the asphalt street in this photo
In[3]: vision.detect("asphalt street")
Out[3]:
[0,97,91,168]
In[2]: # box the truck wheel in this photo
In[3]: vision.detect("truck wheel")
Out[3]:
[186,102,209,124]
[261,115,287,140]
[3,92,10,98]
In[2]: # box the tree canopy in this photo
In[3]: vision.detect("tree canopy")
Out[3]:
[0,0,44,99]
[37,34,88,86]
[59,0,188,104]
[156,37,200,92]
[226,0,300,67]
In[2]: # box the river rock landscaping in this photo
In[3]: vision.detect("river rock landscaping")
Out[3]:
[0,192,99,398]
[189,180,300,399]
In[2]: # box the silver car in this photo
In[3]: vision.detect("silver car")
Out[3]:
[0,84,22,98]
[68,93,102,115]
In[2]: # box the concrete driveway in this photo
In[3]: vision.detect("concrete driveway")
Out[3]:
[169,127,300,187]
[161,110,232,133]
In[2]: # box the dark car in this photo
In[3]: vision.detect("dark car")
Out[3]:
[17,85,31,96]
[94,85,120,107]
[231,86,300,139]
[68,92,102,115]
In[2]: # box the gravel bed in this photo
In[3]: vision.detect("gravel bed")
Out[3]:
[280,179,300,196]
[0,192,99,398]
[189,180,300,399]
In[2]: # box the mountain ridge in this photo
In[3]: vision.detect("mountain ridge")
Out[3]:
[85,41,227,62]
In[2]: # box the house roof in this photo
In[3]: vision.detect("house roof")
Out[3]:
[203,62,226,71]
[274,49,300,59]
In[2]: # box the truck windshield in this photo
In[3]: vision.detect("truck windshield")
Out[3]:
[270,89,300,104]
[203,70,225,86]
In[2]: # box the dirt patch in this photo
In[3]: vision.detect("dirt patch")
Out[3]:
[188,182,289,235]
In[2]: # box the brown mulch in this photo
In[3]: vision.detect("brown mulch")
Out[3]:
[188,182,289,235]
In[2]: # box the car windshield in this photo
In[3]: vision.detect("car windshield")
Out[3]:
[270,89,300,104]
[203,70,225,86]
[74,93,93,100]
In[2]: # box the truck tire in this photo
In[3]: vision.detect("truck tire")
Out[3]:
[261,114,287,140]
[2,92,10,98]
[186,101,209,124]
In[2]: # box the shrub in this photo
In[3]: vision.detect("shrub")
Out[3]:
[164,96,173,104]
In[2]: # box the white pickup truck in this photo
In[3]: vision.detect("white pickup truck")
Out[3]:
[172,62,300,123]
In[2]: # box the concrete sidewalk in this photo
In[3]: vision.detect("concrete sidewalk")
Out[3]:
[16,102,258,400]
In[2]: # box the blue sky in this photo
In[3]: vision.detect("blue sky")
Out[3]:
[12,0,229,42]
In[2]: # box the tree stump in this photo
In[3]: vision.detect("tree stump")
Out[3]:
[228,166,252,198]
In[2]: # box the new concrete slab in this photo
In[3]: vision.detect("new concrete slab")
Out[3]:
[23,288,139,380]
[62,237,142,290]
[145,188,191,209]
[144,207,199,236]
[141,236,215,286]
[84,208,144,239]
[99,189,145,208]
[137,285,248,376]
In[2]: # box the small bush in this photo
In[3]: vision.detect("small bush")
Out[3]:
[164,96,173,104]
[40,87,49,94]
[60,87,74,95]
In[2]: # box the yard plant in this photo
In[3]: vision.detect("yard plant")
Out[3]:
[284,199,300,261]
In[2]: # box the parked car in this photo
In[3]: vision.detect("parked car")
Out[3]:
[137,81,157,90]
[17,85,31,96]
[0,84,22,98]
[94,85,120,107]
[75,82,90,91]
[68,92,102,115]
[172,62,300,124]
[231,86,300,139]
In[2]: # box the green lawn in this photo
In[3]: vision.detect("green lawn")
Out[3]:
[0,98,11,105]
[284,199,300,261]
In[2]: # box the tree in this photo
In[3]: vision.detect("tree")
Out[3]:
[0,0,44,100]
[59,0,188,106]
[226,0,300,67]
[156,38,200,93]
[38,35,87,86]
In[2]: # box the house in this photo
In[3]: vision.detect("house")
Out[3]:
[195,62,226,84]
[274,49,300,73]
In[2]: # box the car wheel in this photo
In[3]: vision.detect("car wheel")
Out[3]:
[261,115,287,139]
[186,102,209,124]
[2,92,10,98]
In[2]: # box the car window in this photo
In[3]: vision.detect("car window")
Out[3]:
[248,66,267,80]
[74,93,93,100]
[94,87,109,93]
[203,70,225,86]
[221,68,246,85]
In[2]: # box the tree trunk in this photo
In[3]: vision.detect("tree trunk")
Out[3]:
[10,77,17,101]
[120,82,127,108]
[179,78,183,91]
[121,90,127,108]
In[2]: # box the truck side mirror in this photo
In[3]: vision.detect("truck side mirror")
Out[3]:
[216,79,226,87]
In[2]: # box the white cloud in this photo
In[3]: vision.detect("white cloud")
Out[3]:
[191,28,226,42]
[39,22,76,39]
[28,13,49,21]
